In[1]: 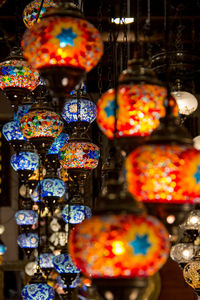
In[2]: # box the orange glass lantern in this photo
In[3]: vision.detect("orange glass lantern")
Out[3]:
[69,214,169,278]
[22,2,103,97]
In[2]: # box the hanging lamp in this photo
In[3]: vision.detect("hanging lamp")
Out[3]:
[22,0,104,98]
[2,120,26,151]
[17,232,38,258]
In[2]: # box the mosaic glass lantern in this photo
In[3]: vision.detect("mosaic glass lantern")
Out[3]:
[59,141,99,170]
[62,97,96,125]
[53,253,80,274]
[23,0,54,29]
[31,178,66,203]
[22,2,104,96]
[10,151,39,172]
[15,210,38,225]
[37,253,55,269]
[69,214,169,278]
[125,144,200,204]
[17,233,38,251]
[0,48,39,108]
[0,241,6,255]
[21,283,55,300]
[48,132,69,155]
[2,121,26,151]
[183,257,200,294]
[62,204,92,224]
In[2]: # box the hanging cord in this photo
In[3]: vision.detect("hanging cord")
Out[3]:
[107,5,113,90]
[134,0,140,58]
[97,0,103,96]
[36,0,45,23]
[143,0,152,66]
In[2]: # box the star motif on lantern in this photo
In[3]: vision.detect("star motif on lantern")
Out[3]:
[104,100,115,118]
[56,27,77,48]
[194,166,200,184]
[129,234,151,255]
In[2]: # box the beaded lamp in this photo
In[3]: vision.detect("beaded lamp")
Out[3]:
[23,0,54,28]
[0,48,39,109]
[19,98,64,154]
[22,1,104,97]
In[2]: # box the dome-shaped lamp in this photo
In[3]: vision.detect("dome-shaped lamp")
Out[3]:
[61,89,96,133]
[10,142,39,182]
[181,209,200,232]
[21,271,55,300]
[125,95,200,228]
[17,233,38,258]
[2,120,26,151]
[53,253,80,289]
[62,204,91,224]
[19,98,64,154]
[22,1,104,98]
[23,0,54,28]
[170,243,196,269]
[97,59,170,153]
[69,177,169,299]
[15,210,38,227]
[183,253,200,296]
[0,47,39,109]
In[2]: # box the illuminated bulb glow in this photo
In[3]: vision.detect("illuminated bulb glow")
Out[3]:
[112,241,125,255]
[111,17,134,24]
[171,91,198,115]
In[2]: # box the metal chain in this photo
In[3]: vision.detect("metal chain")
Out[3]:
[107,4,113,90]
[174,5,184,50]
[97,0,103,96]
[121,0,128,70]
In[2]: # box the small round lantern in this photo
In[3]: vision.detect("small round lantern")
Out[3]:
[15,210,38,226]
[17,233,38,257]
[183,256,200,295]
[69,214,169,278]
[22,2,104,96]
[62,204,92,224]
[23,0,54,28]
[22,282,55,300]
[2,120,26,151]
[170,243,196,268]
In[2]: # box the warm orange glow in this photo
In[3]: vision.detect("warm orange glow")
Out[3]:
[112,241,125,255]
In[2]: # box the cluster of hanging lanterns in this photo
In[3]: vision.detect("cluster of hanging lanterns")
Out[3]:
[1,0,200,299]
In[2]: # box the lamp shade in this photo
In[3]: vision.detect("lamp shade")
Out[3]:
[15,210,38,225]
[37,253,55,269]
[171,91,198,115]
[17,233,38,249]
[62,204,92,224]
[183,259,200,289]
[31,178,66,202]
[20,110,63,140]
[59,141,99,169]
[23,0,54,28]
[48,132,69,155]
[170,243,196,264]
[69,214,169,278]
[2,121,26,141]
[0,58,39,91]
[53,253,80,274]
[125,144,200,204]
[62,97,96,124]
[97,85,167,139]
[181,210,200,230]
[10,152,39,172]
[22,13,103,73]
[21,283,55,300]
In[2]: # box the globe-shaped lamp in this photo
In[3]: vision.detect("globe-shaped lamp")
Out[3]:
[0,239,6,255]
[183,257,200,295]
[2,120,26,151]
[125,144,200,204]
[69,214,169,278]
[170,243,196,269]
[22,2,104,97]
[21,282,55,300]
[181,210,200,231]
[62,204,92,224]
[23,0,54,28]
[171,91,198,115]
[17,233,38,257]
[15,210,38,226]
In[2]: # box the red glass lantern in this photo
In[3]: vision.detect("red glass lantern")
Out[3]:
[69,214,169,278]
[22,2,103,97]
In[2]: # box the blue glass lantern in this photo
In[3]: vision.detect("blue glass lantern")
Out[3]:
[62,97,96,124]
[31,178,66,202]
[17,233,38,249]
[48,132,69,155]
[10,151,39,171]
[37,253,54,269]
[15,210,38,226]
[62,205,92,224]
[21,283,55,300]
[14,104,32,123]
[53,253,80,274]
[0,240,6,255]
[57,274,80,289]
[2,120,26,141]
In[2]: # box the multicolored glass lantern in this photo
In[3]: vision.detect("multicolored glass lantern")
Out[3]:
[22,2,104,96]
[62,97,96,124]
[62,204,92,224]
[2,121,26,142]
[59,141,99,170]
[48,132,69,155]
[15,210,38,225]
[0,48,39,97]
[23,0,54,29]
[10,151,39,172]
[69,214,169,278]
[0,241,6,255]
[17,233,38,249]
[53,253,80,274]
[125,144,200,204]
[31,178,66,203]
[21,283,55,300]
[183,256,200,294]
